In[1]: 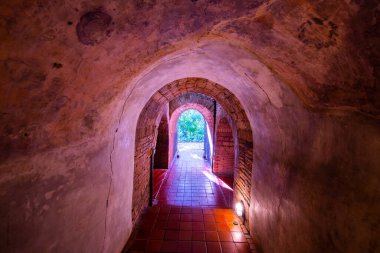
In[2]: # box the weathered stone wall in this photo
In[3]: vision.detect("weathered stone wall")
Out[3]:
[250,108,380,253]
[0,140,114,253]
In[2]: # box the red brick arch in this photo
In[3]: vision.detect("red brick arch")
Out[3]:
[133,78,253,226]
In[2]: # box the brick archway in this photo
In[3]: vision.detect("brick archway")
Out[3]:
[169,103,214,166]
[133,78,253,227]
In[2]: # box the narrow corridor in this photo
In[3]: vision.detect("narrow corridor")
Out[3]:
[153,146,233,208]
[124,146,254,252]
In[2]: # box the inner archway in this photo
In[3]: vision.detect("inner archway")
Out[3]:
[133,78,253,228]
[152,112,169,203]
[169,101,214,166]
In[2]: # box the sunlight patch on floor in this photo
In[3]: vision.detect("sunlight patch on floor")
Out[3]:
[202,170,233,191]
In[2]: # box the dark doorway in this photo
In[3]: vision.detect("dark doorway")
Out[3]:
[152,114,169,204]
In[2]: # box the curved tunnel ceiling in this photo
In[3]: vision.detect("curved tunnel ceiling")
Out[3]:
[1,0,378,114]
[1,0,378,163]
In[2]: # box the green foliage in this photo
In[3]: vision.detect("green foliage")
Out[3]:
[177,109,205,142]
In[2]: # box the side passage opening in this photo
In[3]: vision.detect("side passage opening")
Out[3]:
[152,114,169,205]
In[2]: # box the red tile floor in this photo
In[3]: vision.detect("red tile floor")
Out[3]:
[153,148,233,207]
[124,147,255,252]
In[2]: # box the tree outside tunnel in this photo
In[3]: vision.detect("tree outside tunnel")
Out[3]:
[177,109,205,143]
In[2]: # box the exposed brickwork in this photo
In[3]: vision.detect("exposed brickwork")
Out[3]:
[169,93,215,119]
[213,104,251,208]
[212,104,252,223]
[213,117,234,176]
[133,105,169,222]
[133,78,253,227]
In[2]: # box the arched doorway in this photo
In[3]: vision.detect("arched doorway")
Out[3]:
[133,78,253,227]
[167,93,215,165]
[169,102,214,166]
[176,108,205,156]
[152,112,169,204]
[117,42,308,253]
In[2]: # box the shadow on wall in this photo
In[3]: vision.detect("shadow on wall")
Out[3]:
[154,113,169,169]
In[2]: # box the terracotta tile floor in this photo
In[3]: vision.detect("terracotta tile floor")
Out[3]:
[153,149,233,207]
[124,148,255,252]
[124,207,254,252]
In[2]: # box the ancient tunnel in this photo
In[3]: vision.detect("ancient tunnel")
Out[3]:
[133,78,253,227]
[0,1,379,253]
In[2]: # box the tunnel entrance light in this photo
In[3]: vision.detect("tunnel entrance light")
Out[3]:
[235,201,244,217]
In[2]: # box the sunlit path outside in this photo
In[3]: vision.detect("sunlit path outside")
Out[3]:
[178,142,203,151]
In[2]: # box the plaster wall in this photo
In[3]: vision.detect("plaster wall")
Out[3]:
[0,41,379,253]
[250,107,380,253]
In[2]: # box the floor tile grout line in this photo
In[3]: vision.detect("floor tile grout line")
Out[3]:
[153,168,172,201]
